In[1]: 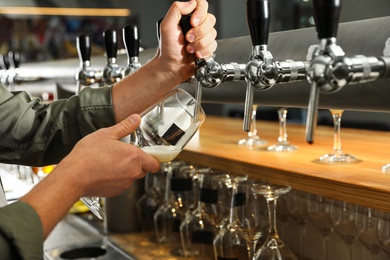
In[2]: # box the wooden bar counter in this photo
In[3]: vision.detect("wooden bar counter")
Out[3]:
[176,115,390,212]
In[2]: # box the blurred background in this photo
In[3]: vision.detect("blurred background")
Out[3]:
[1,0,389,63]
[0,0,389,128]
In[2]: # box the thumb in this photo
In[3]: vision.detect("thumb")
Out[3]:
[107,114,141,140]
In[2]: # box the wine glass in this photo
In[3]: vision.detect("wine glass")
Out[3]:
[153,161,187,245]
[355,205,382,259]
[253,184,297,260]
[213,177,257,260]
[377,210,390,258]
[307,194,333,260]
[81,88,205,219]
[135,170,166,239]
[180,170,231,259]
[238,105,267,147]
[319,109,359,164]
[267,108,297,152]
[233,179,269,260]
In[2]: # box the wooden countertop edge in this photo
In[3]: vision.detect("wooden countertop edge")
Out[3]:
[176,116,390,212]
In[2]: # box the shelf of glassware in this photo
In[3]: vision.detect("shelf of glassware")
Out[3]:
[176,115,390,212]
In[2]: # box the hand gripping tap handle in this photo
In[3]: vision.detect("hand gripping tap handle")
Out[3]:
[179,12,204,106]
[76,34,91,67]
[123,25,140,60]
[305,0,341,144]
[103,29,118,60]
[243,0,271,132]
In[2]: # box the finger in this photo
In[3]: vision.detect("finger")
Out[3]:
[140,152,161,173]
[191,0,209,27]
[105,114,141,140]
[163,0,197,31]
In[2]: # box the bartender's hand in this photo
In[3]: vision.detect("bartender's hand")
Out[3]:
[111,0,217,121]
[20,114,160,238]
[158,0,217,83]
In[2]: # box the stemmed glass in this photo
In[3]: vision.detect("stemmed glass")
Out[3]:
[330,199,357,260]
[355,205,382,259]
[253,184,297,260]
[81,88,206,219]
[319,109,359,164]
[213,178,262,260]
[180,170,231,259]
[238,105,267,147]
[153,161,188,245]
[307,194,333,260]
[233,179,269,260]
[267,108,297,152]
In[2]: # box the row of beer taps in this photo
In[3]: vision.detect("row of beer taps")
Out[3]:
[75,24,141,94]
[183,0,390,144]
[75,0,390,145]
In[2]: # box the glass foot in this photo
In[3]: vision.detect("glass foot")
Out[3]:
[238,136,267,147]
[267,142,297,152]
[319,153,359,164]
[382,164,390,173]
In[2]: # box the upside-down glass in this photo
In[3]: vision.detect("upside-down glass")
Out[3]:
[81,88,206,219]
[214,178,265,260]
[253,184,297,260]
[233,180,269,260]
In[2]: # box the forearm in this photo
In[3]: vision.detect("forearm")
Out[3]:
[0,86,116,166]
[19,164,81,238]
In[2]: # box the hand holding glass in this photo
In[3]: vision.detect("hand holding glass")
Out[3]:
[81,88,205,219]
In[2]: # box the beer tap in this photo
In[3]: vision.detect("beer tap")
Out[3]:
[0,54,11,87]
[305,0,390,144]
[102,29,123,85]
[7,51,21,85]
[243,0,307,131]
[179,13,246,105]
[75,34,103,94]
[122,25,141,76]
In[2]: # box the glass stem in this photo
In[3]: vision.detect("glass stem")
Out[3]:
[267,196,280,240]
[278,108,288,143]
[247,241,256,260]
[330,109,344,154]
[324,236,329,260]
[164,162,172,202]
[248,105,258,138]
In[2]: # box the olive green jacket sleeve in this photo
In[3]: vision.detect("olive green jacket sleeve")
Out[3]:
[0,85,116,166]
[0,201,43,259]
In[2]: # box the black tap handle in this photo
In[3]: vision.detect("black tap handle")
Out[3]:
[312,0,341,39]
[103,29,118,60]
[76,34,91,63]
[246,0,271,46]
[123,24,140,58]
[0,54,8,70]
[8,51,20,69]
[179,13,193,39]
